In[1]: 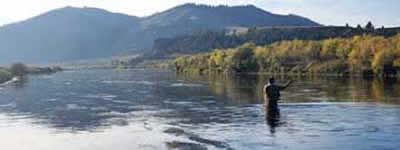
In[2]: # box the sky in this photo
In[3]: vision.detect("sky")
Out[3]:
[0,0,399,27]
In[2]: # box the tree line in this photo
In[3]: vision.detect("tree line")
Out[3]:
[152,22,400,58]
[174,33,400,78]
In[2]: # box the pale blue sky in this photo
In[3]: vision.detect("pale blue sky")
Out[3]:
[0,0,399,27]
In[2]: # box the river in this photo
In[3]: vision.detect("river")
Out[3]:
[0,69,399,150]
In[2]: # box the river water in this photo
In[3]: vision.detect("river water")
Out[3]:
[0,69,399,150]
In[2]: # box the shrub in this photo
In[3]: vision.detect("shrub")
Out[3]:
[372,49,395,74]
[9,63,28,77]
[0,68,12,83]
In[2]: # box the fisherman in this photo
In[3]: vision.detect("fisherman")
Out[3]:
[264,77,293,119]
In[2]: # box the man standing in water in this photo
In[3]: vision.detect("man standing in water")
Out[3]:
[264,77,293,119]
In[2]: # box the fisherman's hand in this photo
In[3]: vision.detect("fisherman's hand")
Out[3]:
[286,80,294,87]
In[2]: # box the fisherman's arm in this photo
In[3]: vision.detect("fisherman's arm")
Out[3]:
[279,80,293,90]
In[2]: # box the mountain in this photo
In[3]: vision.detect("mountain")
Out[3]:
[132,4,320,49]
[0,7,140,64]
[0,4,320,64]
[142,4,318,29]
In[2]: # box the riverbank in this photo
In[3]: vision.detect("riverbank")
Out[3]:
[27,66,63,74]
[0,68,13,84]
[0,65,63,85]
[174,34,400,78]
[0,77,20,86]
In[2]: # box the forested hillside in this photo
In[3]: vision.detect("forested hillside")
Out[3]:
[152,24,400,57]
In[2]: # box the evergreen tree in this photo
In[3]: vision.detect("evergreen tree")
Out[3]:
[356,24,362,29]
[365,21,375,31]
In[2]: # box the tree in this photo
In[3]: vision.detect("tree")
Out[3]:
[9,63,28,77]
[321,39,339,59]
[365,21,375,31]
[372,49,394,74]
[0,68,12,83]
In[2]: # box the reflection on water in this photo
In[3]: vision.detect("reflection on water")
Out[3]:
[0,69,399,150]
[264,104,282,135]
[177,73,400,104]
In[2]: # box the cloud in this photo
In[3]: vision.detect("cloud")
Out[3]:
[0,16,11,25]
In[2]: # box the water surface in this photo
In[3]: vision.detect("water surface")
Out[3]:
[0,69,399,150]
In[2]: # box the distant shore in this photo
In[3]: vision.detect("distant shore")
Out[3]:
[0,64,63,85]
[173,34,400,78]
[0,77,19,86]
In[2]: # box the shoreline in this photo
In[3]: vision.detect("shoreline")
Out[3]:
[0,77,19,86]
[175,69,400,79]
[0,65,63,85]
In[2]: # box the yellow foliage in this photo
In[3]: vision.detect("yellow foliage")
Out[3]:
[395,34,400,56]
[254,46,266,57]
[175,34,400,76]
[321,39,338,59]
[393,58,400,67]
[336,39,352,59]
[372,49,395,73]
